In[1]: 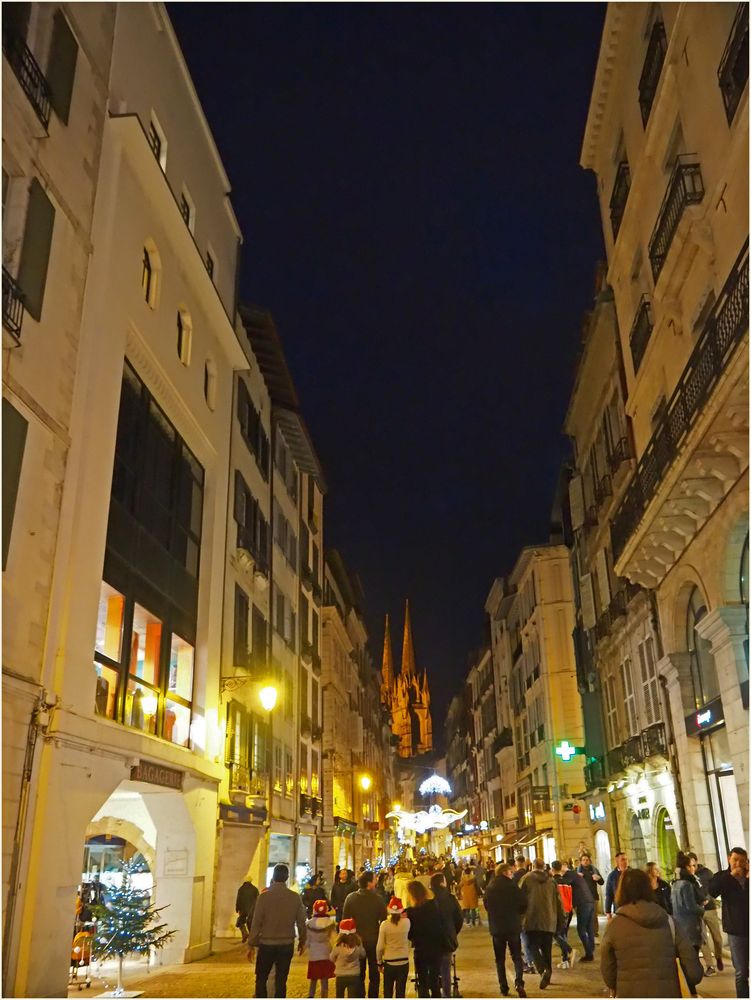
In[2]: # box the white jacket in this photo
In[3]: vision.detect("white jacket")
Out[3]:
[306,916,335,962]
[376,915,411,965]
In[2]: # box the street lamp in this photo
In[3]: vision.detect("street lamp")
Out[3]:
[259,685,278,712]
[359,774,372,792]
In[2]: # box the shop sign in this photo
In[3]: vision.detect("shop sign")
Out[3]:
[637,808,650,820]
[588,801,606,821]
[684,697,724,737]
[130,760,183,790]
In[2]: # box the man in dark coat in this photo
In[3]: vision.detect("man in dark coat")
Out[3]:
[484,863,528,997]
[342,871,387,998]
[709,848,749,998]
[236,876,260,943]
[520,859,565,991]
[605,852,630,918]
[431,873,463,998]
[331,868,356,923]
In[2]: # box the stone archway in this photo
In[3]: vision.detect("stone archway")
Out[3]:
[85,816,157,874]
[653,805,679,876]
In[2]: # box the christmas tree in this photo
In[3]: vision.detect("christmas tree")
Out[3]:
[91,860,174,997]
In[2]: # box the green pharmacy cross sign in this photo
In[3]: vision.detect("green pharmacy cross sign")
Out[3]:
[555,740,582,762]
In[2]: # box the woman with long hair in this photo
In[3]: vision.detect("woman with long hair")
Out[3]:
[405,881,445,998]
[376,897,411,998]
[600,868,702,997]
[645,862,672,914]
[671,852,706,954]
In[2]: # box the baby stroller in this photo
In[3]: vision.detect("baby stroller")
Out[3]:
[69,923,94,990]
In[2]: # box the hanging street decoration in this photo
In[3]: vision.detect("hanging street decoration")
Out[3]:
[418,774,452,797]
[386,804,467,834]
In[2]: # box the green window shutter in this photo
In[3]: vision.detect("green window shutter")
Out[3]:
[46,11,78,124]
[2,399,29,569]
[17,178,55,321]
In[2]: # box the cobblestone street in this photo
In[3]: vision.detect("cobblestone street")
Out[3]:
[76,918,738,999]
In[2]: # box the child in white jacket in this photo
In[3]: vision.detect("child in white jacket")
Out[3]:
[306,899,336,998]
[376,897,411,998]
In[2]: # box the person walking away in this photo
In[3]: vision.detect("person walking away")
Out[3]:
[646,863,673,914]
[459,867,480,926]
[709,847,749,998]
[605,852,630,920]
[342,870,387,998]
[306,899,336,998]
[511,857,535,970]
[484,862,527,998]
[377,897,411,999]
[511,856,529,885]
[690,852,722,975]
[247,864,307,999]
[430,872,463,998]
[331,919,365,998]
[550,861,574,967]
[519,858,564,990]
[406,880,446,998]
[236,876,260,943]
[331,869,357,925]
[671,852,707,959]
[600,868,702,998]
[303,874,329,919]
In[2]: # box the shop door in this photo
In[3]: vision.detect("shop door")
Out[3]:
[655,808,679,876]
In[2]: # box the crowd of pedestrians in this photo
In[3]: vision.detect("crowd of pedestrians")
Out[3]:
[234,844,749,999]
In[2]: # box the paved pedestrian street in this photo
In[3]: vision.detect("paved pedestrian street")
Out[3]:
[75,920,737,999]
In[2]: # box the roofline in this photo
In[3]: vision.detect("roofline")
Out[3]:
[580,3,627,171]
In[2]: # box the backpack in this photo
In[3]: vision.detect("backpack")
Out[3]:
[557,883,573,914]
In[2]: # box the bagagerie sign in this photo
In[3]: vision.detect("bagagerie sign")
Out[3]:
[130,760,184,790]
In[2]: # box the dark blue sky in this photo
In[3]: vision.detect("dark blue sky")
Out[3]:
[169,4,606,743]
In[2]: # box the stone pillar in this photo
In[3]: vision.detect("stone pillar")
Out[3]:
[696,606,749,843]
[658,652,716,859]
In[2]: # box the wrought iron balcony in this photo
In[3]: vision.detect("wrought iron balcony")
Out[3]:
[639,20,667,126]
[718,3,749,124]
[629,295,654,374]
[596,474,612,507]
[612,240,748,561]
[493,727,513,755]
[300,793,312,815]
[2,267,24,340]
[584,757,607,790]
[228,762,251,793]
[609,161,631,240]
[642,721,668,758]
[622,733,645,766]
[608,436,631,474]
[648,156,705,281]
[2,29,51,130]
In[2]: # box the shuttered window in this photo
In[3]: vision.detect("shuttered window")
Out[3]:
[47,10,78,124]
[17,178,55,321]
[2,399,28,569]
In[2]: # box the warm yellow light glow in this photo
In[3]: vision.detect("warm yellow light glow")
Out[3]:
[359,774,372,791]
[392,802,401,812]
[141,695,158,717]
[259,685,278,712]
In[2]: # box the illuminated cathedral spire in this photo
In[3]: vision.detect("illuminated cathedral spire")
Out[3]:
[381,600,433,758]
[381,614,394,707]
[400,599,416,676]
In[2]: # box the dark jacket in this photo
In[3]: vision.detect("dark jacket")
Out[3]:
[708,868,750,936]
[652,878,672,914]
[301,883,328,918]
[511,866,529,885]
[600,900,703,998]
[236,881,259,916]
[406,900,446,959]
[576,863,604,902]
[695,864,717,910]
[519,869,564,934]
[671,871,705,947]
[605,867,628,915]
[559,870,591,911]
[342,888,387,946]
[484,875,526,936]
[432,887,463,952]
[331,877,356,915]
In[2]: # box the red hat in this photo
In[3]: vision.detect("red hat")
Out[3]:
[313,899,330,916]
[387,897,404,914]
[339,918,356,933]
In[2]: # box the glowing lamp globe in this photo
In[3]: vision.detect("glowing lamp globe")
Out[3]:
[359,775,372,791]
[418,774,452,797]
[259,686,278,712]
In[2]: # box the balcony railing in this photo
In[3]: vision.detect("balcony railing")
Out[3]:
[612,241,749,561]
[493,727,513,755]
[649,156,705,281]
[237,525,269,576]
[643,721,668,758]
[718,3,749,124]
[629,295,654,374]
[228,762,251,792]
[584,757,607,790]
[596,474,612,507]
[608,436,631,474]
[639,20,667,126]
[622,733,645,766]
[2,29,51,130]
[609,161,631,240]
[2,267,24,340]
[607,744,624,775]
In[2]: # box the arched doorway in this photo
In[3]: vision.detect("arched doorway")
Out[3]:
[594,829,612,876]
[629,814,647,868]
[654,807,679,876]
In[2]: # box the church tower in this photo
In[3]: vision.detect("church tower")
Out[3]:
[383,600,433,758]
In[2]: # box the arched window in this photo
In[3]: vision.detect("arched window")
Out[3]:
[141,241,161,308]
[685,586,720,708]
[177,308,191,366]
[204,357,217,411]
[740,533,749,605]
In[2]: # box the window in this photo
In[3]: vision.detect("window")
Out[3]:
[176,309,191,365]
[204,357,217,411]
[226,700,250,772]
[251,605,268,670]
[46,10,78,124]
[141,242,160,308]
[274,432,298,502]
[719,3,749,125]
[179,188,195,232]
[285,748,294,796]
[638,635,662,725]
[620,658,638,736]
[17,178,55,321]
[311,748,319,795]
[273,741,283,793]
[148,115,167,171]
[234,472,270,573]
[93,580,194,746]
[234,585,249,668]
[2,398,28,569]
[686,587,721,708]
[236,379,270,479]
[603,673,620,748]
[206,250,214,280]
[273,500,297,570]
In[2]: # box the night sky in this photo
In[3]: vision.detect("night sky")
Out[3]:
[169,4,607,745]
